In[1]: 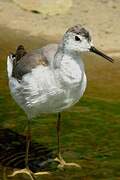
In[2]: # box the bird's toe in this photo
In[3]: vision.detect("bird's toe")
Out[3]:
[54,157,81,169]
[8,168,51,180]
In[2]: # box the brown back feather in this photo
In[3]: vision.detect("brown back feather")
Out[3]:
[12,45,27,79]
[12,45,48,80]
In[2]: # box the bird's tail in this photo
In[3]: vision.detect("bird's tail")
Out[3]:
[7,54,14,78]
[7,45,27,78]
[15,45,27,62]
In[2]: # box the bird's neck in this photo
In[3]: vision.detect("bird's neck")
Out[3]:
[53,42,84,69]
[53,42,85,87]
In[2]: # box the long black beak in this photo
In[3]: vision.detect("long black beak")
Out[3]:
[90,46,114,63]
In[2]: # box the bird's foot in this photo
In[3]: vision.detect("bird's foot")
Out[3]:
[8,168,50,180]
[54,156,81,169]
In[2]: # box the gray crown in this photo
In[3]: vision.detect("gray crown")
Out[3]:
[66,24,91,42]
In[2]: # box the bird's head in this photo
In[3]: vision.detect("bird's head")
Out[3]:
[63,24,114,63]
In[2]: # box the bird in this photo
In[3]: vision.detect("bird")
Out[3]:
[7,24,114,179]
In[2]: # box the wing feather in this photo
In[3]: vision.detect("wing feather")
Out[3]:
[12,52,48,80]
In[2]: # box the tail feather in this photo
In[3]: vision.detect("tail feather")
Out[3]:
[7,45,27,79]
[15,45,27,63]
[7,55,14,78]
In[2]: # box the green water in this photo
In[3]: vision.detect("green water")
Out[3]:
[0,27,120,179]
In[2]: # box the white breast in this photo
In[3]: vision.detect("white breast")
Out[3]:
[58,57,83,86]
[55,56,87,108]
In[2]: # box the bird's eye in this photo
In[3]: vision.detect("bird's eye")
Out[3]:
[75,36,81,41]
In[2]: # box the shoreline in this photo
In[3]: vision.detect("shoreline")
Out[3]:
[0,25,119,58]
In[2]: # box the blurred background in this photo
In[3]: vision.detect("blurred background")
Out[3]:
[0,0,120,179]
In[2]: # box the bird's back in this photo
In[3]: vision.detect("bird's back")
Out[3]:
[9,44,58,81]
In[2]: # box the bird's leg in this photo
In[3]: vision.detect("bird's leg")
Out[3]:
[8,118,50,179]
[8,118,36,180]
[25,118,31,169]
[57,112,61,160]
[54,113,80,169]
[2,167,7,180]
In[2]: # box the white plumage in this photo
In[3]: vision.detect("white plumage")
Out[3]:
[7,44,87,118]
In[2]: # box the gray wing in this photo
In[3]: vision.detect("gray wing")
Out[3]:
[12,44,58,80]
[12,46,48,80]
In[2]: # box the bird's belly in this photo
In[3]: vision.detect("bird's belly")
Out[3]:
[24,76,86,117]
[9,67,87,118]
[10,82,84,118]
[23,85,83,116]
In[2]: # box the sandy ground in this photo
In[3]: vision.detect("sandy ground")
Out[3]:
[0,0,120,56]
